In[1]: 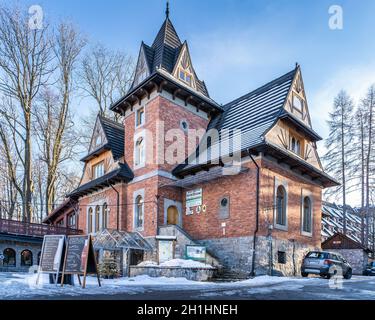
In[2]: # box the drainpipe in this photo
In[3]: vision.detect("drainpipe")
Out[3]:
[249,151,260,277]
[108,180,120,231]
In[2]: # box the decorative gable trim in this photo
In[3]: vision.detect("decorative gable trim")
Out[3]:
[284,66,312,128]
[89,117,108,153]
[132,44,151,88]
[172,42,197,90]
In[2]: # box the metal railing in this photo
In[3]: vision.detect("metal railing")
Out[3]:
[0,218,82,237]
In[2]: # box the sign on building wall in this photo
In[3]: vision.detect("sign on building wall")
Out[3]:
[186,188,202,215]
[186,245,206,261]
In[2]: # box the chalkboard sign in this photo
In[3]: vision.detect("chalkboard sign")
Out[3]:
[36,235,66,285]
[61,235,101,288]
[64,236,87,273]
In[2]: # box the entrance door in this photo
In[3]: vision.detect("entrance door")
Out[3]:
[167,206,179,225]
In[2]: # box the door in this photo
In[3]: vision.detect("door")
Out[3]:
[167,206,179,225]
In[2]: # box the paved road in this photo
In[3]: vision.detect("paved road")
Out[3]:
[31,276,375,300]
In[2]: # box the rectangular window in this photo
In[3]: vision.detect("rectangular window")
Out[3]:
[136,107,145,127]
[179,70,186,81]
[293,95,304,114]
[68,214,76,228]
[277,251,287,264]
[93,162,104,179]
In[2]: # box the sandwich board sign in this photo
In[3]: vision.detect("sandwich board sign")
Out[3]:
[60,235,101,288]
[36,235,66,285]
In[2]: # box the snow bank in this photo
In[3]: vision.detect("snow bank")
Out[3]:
[160,259,214,269]
[137,259,214,269]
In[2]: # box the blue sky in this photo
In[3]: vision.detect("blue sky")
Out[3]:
[10,0,375,204]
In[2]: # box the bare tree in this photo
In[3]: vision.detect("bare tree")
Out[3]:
[79,43,134,115]
[361,85,375,243]
[33,23,86,217]
[324,90,355,234]
[0,5,53,221]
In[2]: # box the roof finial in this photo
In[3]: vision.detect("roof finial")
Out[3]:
[166,0,170,19]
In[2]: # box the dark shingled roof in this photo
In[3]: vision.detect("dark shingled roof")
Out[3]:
[81,116,124,162]
[99,116,125,161]
[69,163,134,199]
[172,68,298,175]
[130,18,209,97]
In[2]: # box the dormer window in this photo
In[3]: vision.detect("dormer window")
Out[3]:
[93,161,104,179]
[290,136,301,156]
[179,68,192,86]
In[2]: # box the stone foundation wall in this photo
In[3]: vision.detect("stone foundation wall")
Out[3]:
[198,236,318,277]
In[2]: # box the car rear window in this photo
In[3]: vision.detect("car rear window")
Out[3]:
[306,252,328,259]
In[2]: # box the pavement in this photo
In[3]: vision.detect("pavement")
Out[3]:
[25,275,375,300]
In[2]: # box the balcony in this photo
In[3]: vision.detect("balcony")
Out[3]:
[0,218,82,238]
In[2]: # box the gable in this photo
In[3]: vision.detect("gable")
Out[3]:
[172,43,197,90]
[132,45,151,88]
[89,117,108,153]
[265,120,323,170]
[284,67,312,128]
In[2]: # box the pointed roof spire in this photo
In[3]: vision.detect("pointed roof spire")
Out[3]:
[166,0,170,19]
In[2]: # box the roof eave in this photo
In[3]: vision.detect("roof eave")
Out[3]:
[279,113,323,141]
[80,144,111,162]
[110,72,222,115]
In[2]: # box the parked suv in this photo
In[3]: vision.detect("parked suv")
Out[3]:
[363,261,375,276]
[301,251,352,279]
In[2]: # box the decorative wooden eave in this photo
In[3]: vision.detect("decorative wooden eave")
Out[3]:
[110,70,223,115]
[255,142,339,188]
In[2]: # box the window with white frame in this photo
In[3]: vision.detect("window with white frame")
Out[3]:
[135,195,144,229]
[290,136,302,156]
[302,196,313,234]
[93,161,105,179]
[95,205,100,232]
[88,207,93,233]
[275,185,287,228]
[136,107,145,127]
[135,137,145,167]
[102,203,108,230]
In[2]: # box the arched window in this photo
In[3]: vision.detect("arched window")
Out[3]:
[102,203,108,230]
[135,195,144,229]
[276,186,287,226]
[21,250,33,267]
[3,248,16,267]
[88,207,93,233]
[95,205,100,232]
[135,137,145,166]
[303,197,312,233]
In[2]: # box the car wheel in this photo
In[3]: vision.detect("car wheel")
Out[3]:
[344,269,352,280]
[301,272,308,278]
[326,273,332,279]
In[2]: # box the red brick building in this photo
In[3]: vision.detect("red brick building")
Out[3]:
[45,11,338,277]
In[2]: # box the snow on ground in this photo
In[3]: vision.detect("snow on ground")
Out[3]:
[138,259,214,269]
[0,272,327,300]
